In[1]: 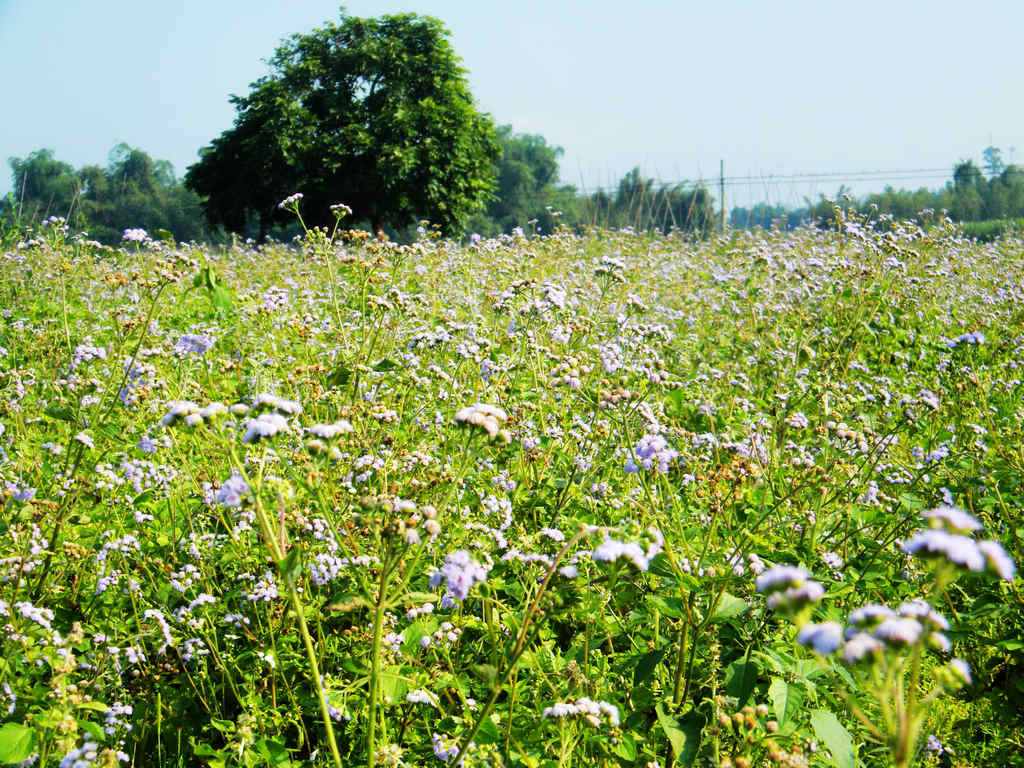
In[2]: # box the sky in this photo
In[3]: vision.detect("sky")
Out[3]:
[1,0,1022,209]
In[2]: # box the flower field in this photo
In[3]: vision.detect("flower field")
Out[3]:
[0,212,1021,768]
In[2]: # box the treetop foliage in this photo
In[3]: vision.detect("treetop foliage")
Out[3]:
[185,11,501,239]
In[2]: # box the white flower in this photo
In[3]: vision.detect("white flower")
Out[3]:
[308,420,354,439]
[242,413,290,443]
[977,540,1016,582]
[405,689,438,707]
[454,403,508,439]
[842,631,883,663]
[755,565,810,594]
[923,505,982,534]
[872,617,925,646]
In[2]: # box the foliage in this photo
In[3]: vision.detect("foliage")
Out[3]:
[1,199,1022,768]
[4,145,211,244]
[465,125,577,237]
[185,11,500,239]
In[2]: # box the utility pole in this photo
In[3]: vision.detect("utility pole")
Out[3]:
[719,159,726,233]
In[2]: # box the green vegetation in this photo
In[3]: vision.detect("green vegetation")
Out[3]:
[0,212,1021,767]
[2,145,210,244]
[184,12,500,239]
[731,147,1024,236]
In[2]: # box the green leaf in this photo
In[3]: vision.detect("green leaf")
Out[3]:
[810,710,856,768]
[611,732,637,761]
[372,358,399,372]
[471,664,498,685]
[277,547,302,583]
[725,658,759,705]
[656,704,701,766]
[768,677,802,727]
[210,286,233,311]
[710,592,748,622]
[378,671,408,702]
[209,717,235,734]
[256,739,292,767]
[647,595,687,619]
[633,650,665,685]
[44,402,75,422]
[327,363,351,388]
[75,700,109,712]
[0,722,37,765]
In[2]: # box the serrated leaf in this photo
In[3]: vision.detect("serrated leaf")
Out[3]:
[710,592,748,622]
[656,704,700,766]
[725,659,759,705]
[810,710,856,768]
[768,677,802,727]
[0,722,37,764]
[647,595,687,619]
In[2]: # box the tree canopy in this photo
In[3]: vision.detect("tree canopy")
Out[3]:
[185,11,500,239]
[4,144,209,244]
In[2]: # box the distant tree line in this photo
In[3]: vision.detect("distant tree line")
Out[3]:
[1,145,212,244]
[1,132,717,244]
[730,146,1024,235]
[6,141,1022,245]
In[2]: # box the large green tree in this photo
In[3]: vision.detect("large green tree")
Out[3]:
[186,11,500,238]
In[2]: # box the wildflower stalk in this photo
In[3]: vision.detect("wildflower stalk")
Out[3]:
[366,543,394,768]
[232,450,343,768]
[453,528,587,763]
[671,615,690,707]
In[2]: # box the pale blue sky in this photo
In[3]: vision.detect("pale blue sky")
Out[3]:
[2,0,1021,207]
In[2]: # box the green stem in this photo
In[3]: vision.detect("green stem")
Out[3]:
[671,618,690,707]
[367,548,392,768]
[453,529,588,763]
[243,458,343,768]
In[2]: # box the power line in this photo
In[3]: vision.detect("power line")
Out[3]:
[580,166,958,195]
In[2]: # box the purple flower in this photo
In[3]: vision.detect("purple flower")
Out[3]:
[872,617,925,646]
[901,530,985,571]
[842,631,883,664]
[923,505,982,534]
[625,433,679,473]
[897,600,949,630]
[847,603,897,628]
[174,333,216,356]
[122,228,147,242]
[797,622,843,655]
[215,471,249,508]
[766,580,824,610]
[592,528,663,571]
[429,550,488,603]
[755,565,810,594]
[977,540,1016,582]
